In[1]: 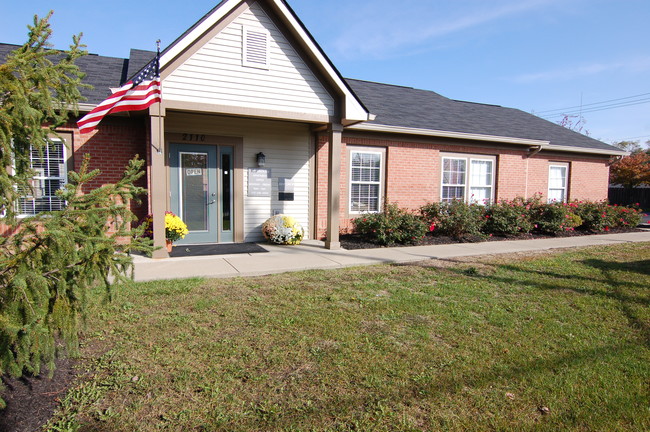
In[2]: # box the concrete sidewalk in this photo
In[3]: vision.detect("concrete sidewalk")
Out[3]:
[132,230,650,282]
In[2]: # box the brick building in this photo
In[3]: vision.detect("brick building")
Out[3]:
[1,0,625,257]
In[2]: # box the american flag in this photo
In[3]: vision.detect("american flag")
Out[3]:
[77,54,161,134]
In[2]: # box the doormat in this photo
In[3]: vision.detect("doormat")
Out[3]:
[169,242,269,257]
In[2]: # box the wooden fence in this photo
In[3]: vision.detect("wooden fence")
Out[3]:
[608,187,650,209]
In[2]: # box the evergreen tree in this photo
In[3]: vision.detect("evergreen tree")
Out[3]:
[0,12,87,219]
[0,13,151,408]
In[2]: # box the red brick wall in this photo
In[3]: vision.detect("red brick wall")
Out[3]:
[314,133,612,239]
[527,155,610,202]
[67,116,149,221]
[1,116,149,235]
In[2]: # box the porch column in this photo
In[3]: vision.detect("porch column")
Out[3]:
[150,107,168,259]
[325,123,343,250]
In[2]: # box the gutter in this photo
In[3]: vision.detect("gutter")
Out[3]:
[542,144,628,156]
[607,155,624,166]
[347,123,628,157]
[527,145,543,158]
[78,103,97,112]
[347,123,549,147]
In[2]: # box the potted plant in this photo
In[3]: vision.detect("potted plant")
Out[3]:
[261,214,304,245]
[164,211,189,251]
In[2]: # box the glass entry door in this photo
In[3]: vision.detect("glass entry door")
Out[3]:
[170,143,233,244]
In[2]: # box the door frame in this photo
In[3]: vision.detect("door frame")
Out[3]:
[166,133,244,244]
[170,143,218,244]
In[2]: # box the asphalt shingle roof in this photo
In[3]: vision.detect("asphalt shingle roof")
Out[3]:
[0,42,620,153]
[346,79,619,152]
[0,43,128,105]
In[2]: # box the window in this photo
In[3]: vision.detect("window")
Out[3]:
[242,25,270,69]
[441,155,495,204]
[17,139,68,216]
[349,150,383,213]
[548,164,568,202]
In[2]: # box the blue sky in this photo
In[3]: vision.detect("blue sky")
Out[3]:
[2,0,649,145]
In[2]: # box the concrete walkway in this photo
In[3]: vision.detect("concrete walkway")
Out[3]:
[132,230,650,282]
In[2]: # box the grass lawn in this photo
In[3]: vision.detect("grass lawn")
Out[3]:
[48,243,649,431]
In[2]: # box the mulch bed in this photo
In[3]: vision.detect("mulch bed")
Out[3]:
[339,228,645,250]
[0,356,77,432]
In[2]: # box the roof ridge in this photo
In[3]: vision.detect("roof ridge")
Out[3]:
[346,78,414,90]
[452,99,502,108]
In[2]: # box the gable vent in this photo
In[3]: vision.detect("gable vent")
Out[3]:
[242,26,270,69]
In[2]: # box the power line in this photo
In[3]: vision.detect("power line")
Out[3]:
[540,98,650,119]
[534,92,650,115]
[618,134,650,141]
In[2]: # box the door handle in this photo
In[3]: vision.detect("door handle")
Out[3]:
[208,200,216,205]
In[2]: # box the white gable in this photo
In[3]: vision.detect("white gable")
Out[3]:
[163,2,335,118]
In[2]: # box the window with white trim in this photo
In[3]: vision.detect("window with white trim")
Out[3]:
[441,155,495,204]
[548,163,568,202]
[349,150,383,213]
[17,139,68,216]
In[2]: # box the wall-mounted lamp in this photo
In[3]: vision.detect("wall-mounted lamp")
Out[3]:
[256,152,266,167]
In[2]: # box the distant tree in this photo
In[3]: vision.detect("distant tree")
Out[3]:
[612,140,643,153]
[609,150,650,188]
[0,13,150,409]
[557,114,590,136]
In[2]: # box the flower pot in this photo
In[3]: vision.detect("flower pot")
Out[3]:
[166,240,173,253]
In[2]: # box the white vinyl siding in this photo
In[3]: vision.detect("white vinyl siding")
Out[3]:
[441,155,495,204]
[548,164,568,202]
[18,139,67,216]
[166,113,311,242]
[163,2,335,117]
[349,151,383,213]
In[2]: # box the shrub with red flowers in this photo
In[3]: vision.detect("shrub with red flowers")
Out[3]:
[529,201,582,234]
[350,198,641,248]
[353,203,427,245]
[420,200,486,238]
[574,201,642,232]
[484,197,535,236]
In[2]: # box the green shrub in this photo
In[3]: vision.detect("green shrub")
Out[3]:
[484,198,534,236]
[574,201,612,232]
[353,203,428,245]
[575,201,642,232]
[530,202,582,234]
[610,204,643,228]
[420,200,486,238]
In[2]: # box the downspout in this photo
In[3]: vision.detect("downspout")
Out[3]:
[527,145,543,158]
[525,145,543,198]
[607,155,623,166]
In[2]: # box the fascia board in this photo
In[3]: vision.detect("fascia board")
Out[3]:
[544,144,629,156]
[271,0,369,123]
[160,0,240,68]
[78,103,97,113]
[348,123,628,156]
[347,123,550,147]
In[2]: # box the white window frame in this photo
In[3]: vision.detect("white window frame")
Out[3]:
[242,25,270,70]
[348,148,384,214]
[441,154,495,204]
[17,138,68,217]
[548,163,569,203]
